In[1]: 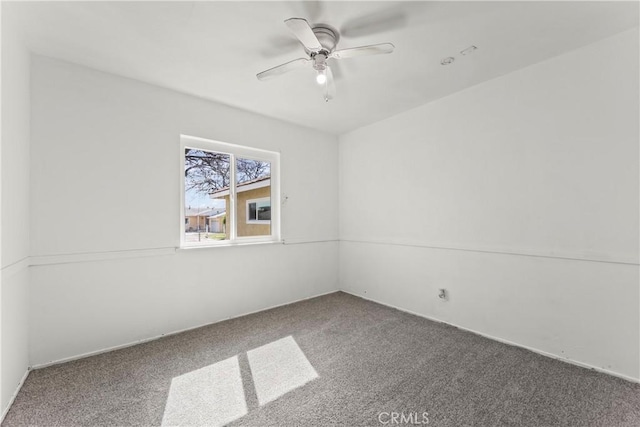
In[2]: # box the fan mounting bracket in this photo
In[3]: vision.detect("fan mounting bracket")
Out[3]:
[310,24,340,53]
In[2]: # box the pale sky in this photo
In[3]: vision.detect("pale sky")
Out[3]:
[185,188,225,210]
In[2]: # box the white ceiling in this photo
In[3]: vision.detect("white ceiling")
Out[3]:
[6,1,639,135]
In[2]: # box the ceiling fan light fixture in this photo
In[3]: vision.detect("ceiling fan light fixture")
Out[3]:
[316,69,327,85]
[256,18,395,101]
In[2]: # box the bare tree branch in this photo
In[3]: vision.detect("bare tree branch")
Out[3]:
[184,149,270,198]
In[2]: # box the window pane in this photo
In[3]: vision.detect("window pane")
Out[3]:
[248,203,257,221]
[257,202,271,221]
[184,148,230,243]
[237,157,271,237]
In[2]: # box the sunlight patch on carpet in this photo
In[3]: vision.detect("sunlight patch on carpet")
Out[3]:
[247,335,319,406]
[161,356,247,427]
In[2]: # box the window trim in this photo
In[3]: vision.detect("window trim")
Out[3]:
[180,135,280,248]
[246,197,271,225]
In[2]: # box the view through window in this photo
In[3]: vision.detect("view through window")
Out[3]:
[182,136,279,246]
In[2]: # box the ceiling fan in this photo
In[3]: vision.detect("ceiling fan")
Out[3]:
[256,18,395,102]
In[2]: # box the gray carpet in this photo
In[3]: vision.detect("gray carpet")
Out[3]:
[3,291,640,426]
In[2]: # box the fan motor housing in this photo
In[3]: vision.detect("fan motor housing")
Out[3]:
[311,24,339,52]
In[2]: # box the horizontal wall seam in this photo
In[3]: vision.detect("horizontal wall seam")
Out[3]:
[30,247,177,267]
[340,239,639,266]
[20,239,638,267]
[26,239,339,267]
[1,257,30,278]
[283,238,339,245]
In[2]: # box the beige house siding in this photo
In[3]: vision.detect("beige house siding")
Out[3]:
[185,215,208,231]
[238,186,271,237]
[218,186,271,238]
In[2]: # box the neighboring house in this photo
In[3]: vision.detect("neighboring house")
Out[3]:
[208,210,226,233]
[210,176,271,238]
[184,207,225,232]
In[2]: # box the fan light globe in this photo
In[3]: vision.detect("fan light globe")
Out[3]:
[316,70,327,85]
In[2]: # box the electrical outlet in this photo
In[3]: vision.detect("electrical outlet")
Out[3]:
[438,288,448,300]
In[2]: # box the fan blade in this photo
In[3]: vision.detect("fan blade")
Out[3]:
[256,58,310,81]
[284,18,322,52]
[330,43,395,60]
[264,35,300,53]
[324,66,336,102]
[330,60,343,81]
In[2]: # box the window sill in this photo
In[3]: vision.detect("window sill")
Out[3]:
[177,239,283,251]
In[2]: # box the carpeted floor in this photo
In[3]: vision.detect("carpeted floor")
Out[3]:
[3,291,640,426]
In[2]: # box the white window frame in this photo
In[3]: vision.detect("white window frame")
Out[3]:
[246,197,271,225]
[180,135,280,248]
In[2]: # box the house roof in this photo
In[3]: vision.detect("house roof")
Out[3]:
[210,176,270,198]
[185,207,224,217]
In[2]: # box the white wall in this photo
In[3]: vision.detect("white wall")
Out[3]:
[1,3,31,417]
[8,14,639,404]
[339,28,639,380]
[29,56,339,366]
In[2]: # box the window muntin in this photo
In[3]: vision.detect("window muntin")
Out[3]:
[181,135,279,247]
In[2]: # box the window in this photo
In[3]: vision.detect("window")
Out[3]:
[181,135,280,247]
[247,198,271,224]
